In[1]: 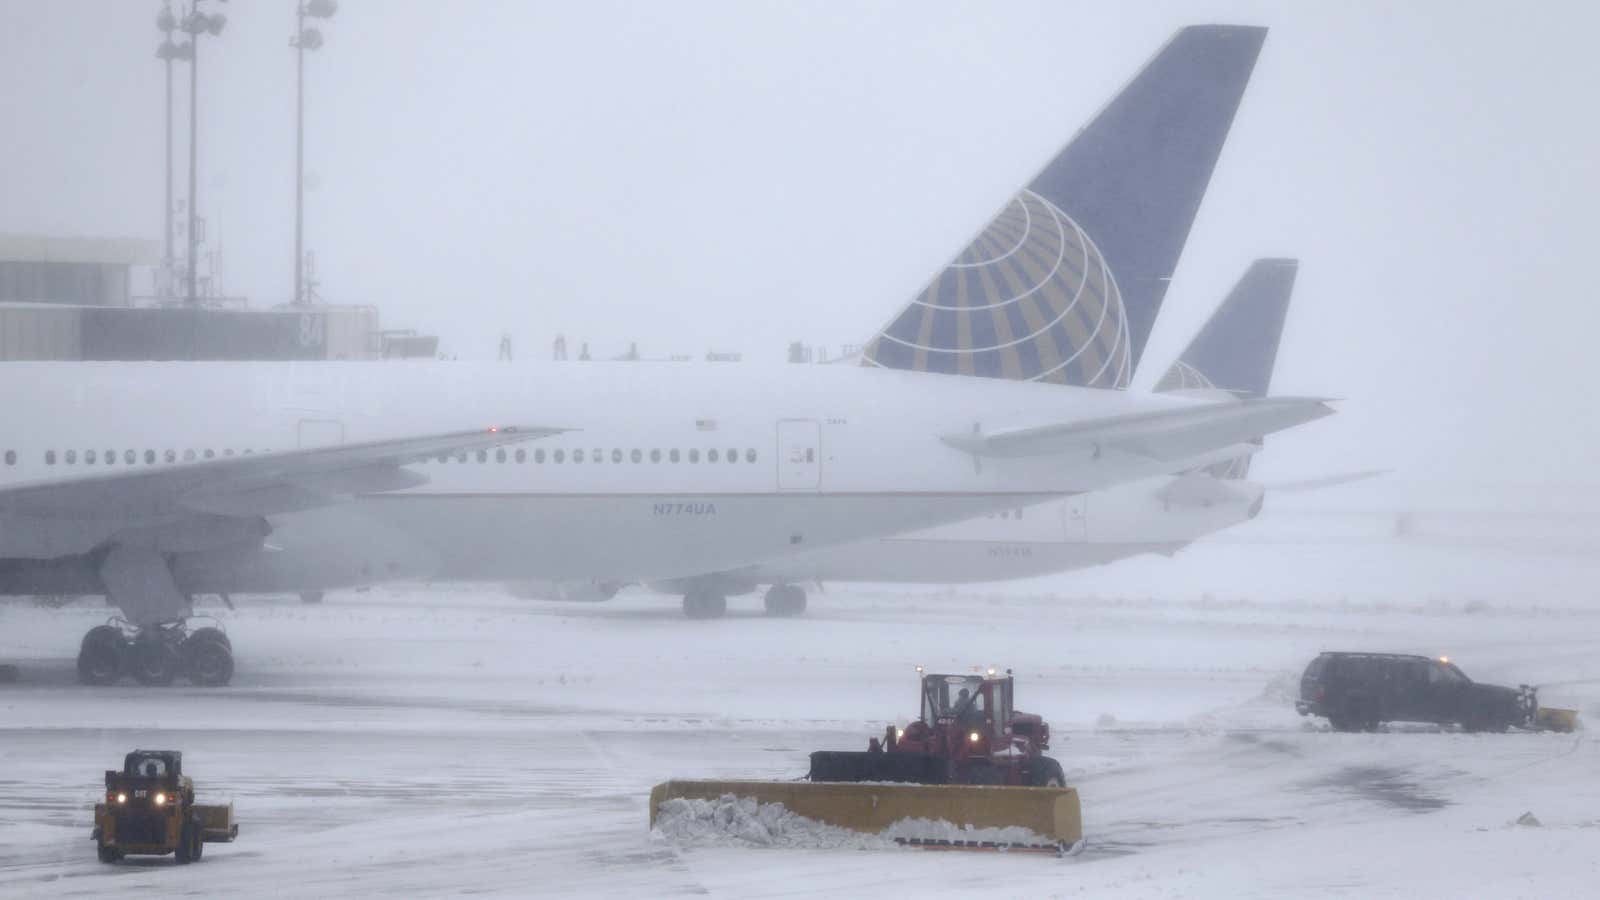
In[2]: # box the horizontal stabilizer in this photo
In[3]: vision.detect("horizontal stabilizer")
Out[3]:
[940,397,1333,461]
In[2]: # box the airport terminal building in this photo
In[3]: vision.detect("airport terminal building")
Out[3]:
[0,233,429,361]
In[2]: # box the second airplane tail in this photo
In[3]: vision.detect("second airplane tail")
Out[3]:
[1155,257,1300,479]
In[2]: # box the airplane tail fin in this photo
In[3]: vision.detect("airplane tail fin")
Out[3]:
[862,25,1267,388]
[1155,257,1299,478]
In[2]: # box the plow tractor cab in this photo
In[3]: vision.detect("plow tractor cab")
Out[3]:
[92,750,237,863]
[810,669,1065,787]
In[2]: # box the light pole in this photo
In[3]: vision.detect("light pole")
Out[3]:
[155,4,191,299]
[292,0,337,307]
[181,1,227,306]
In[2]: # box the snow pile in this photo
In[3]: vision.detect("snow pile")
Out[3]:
[651,794,1056,851]
[882,816,1057,848]
[652,795,893,850]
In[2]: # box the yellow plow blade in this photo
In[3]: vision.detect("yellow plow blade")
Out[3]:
[1535,707,1579,733]
[649,780,1082,851]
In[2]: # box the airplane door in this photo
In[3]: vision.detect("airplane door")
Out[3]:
[776,419,821,490]
[297,418,345,448]
[1062,494,1088,541]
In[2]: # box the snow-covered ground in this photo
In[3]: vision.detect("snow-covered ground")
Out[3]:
[3,535,1599,898]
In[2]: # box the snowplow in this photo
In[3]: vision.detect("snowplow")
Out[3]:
[650,669,1083,854]
[91,750,238,863]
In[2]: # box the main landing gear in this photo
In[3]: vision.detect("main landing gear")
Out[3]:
[763,584,807,617]
[76,618,235,687]
[679,584,809,619]
[682,589,728,620]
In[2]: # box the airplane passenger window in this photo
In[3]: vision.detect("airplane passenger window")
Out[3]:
[650,449,661,463]
[224,449,234,457]
[515,449,526,463]
[184,449,196,462]
[476,450,487,463]
[612,449,623,464]
[689,449,700,463]
[86,450,97,464]
[554,449,565,463]
[535,448,546,463]
[66,450,77,464]
[669,449,679,463]
[106,449,116,464]
[496,448,506,463]
[631,449,642,464]
[145,450,155,464]
[593,448,603,463]
[204,449,215,459]
[436,454,448,464]
[4,450,13,465]
[746,448,756,463]
[46,450,56,465]
[708,449,719,463]
[726,448,737,464]
[574,449,584,463]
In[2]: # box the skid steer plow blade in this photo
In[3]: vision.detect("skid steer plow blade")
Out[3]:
[649,779,1083,853]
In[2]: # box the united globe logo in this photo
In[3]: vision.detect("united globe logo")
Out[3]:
[862,189,1132,389]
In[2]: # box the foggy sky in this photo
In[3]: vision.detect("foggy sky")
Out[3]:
[2,1,1598,486]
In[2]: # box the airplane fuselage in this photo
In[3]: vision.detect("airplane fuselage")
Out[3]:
[0,361,1233,595]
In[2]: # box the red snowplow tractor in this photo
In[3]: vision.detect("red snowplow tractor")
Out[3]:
[809,670,1065,787]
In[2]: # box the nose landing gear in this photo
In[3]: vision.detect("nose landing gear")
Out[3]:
[75,618,235,687]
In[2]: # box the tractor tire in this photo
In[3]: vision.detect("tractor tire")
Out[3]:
[76,626,126,686]
[182,628,235,687]
[1030,756,1067,788]
[176,822,194,863]
[96,840,122,864]
[128,636,180,687]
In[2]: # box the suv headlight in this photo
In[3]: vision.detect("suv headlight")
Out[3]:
[153,792,167,807]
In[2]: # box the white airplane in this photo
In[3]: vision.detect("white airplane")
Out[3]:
[512,22,1291,614]
[0,25,1328,686]
[647,258,1305,614]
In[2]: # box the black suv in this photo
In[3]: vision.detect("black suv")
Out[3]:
[1296,652,1536,732]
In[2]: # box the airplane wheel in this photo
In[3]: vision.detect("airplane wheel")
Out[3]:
[182,628,235,687]
[128,635,180,687]
[683,590,727,620]
[763,585,807,617]
[77,626,126,685]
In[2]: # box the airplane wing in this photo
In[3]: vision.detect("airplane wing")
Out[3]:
[940,396,1333,461]
[1156,469,1262,507]
[0,427,562,557]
